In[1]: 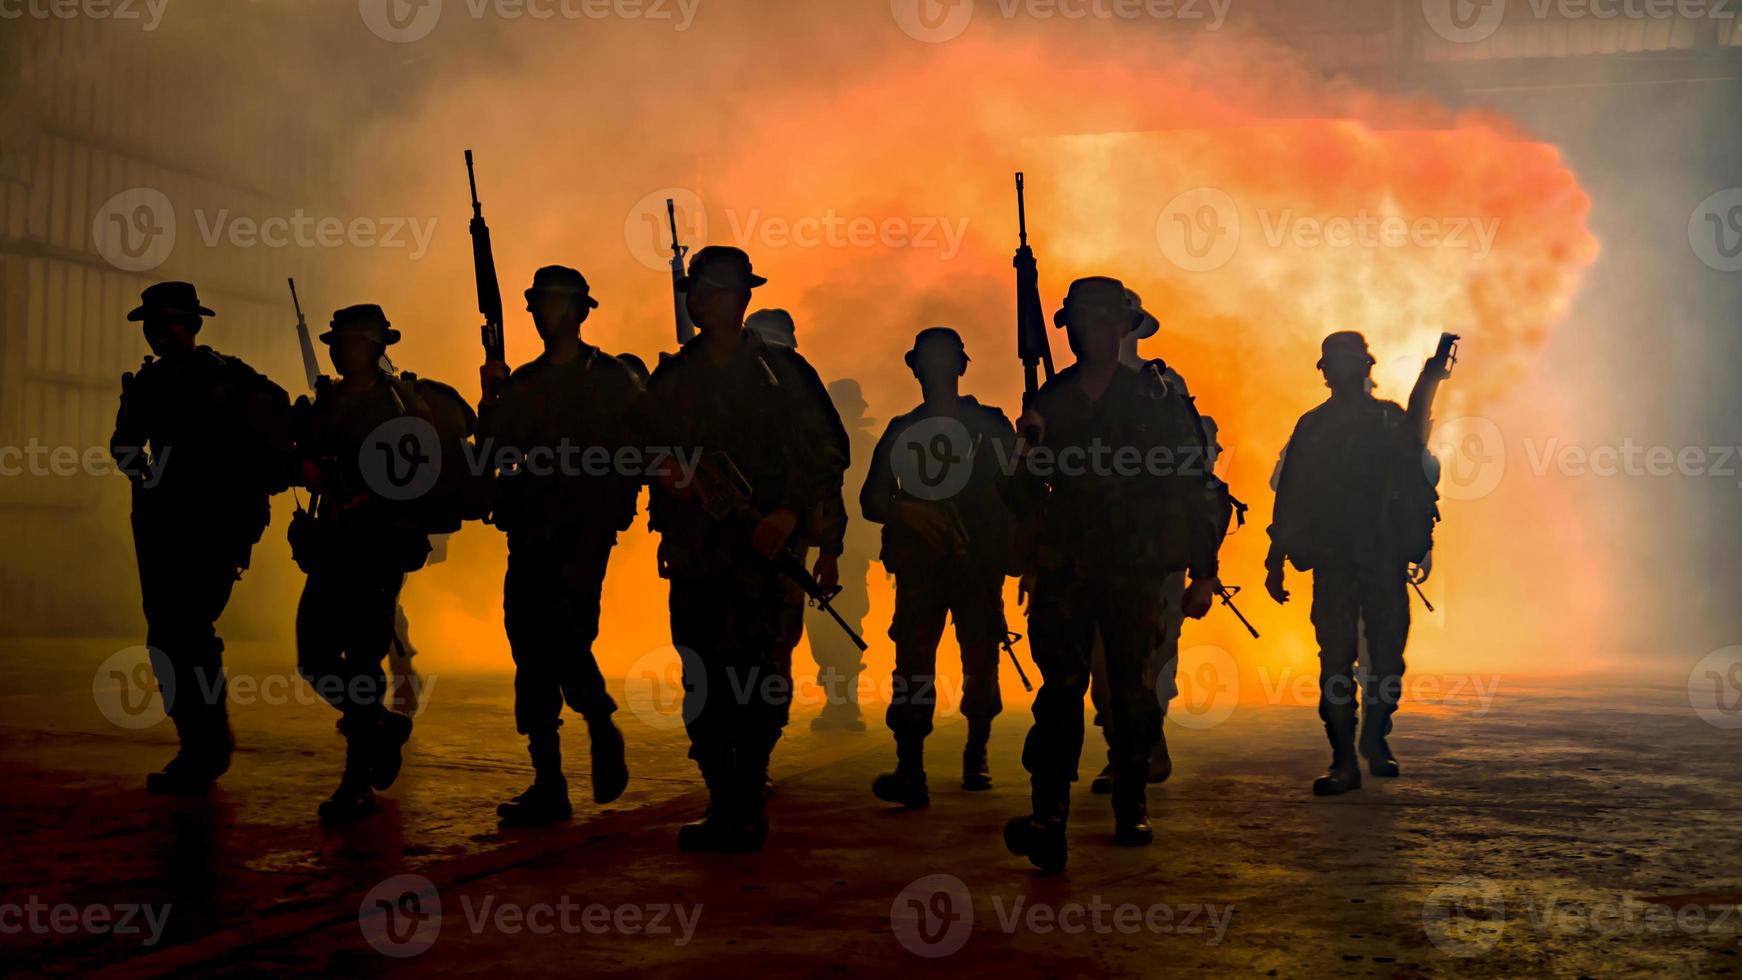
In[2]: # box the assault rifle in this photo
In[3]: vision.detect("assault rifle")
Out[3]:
[667,197,696,346]
[465,150,506,366]
[691,451,868,652]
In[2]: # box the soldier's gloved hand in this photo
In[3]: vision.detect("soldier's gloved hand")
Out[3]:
[1183,577,1216,619]
[1409,552,1433,585]
[479,361,510,403]
[1264,564,1290,605]
[752,507,799,560]
[1015,410,1046,453]
[813,552,840,592]
[1017,571,1036,609]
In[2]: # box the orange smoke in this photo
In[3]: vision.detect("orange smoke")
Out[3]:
[352,20,1597,704]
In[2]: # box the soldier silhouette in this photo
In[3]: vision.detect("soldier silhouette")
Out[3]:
[1002,277,1224,872]
[811,378,878,733]
[477,265,639,827]
[290,304,476,823]
[860,328,1016,805]
[1088,289,1228,792]
[1265,331,1449,796]
[111,282,292,794]
[741,309,865,733]
[633,247,848,853]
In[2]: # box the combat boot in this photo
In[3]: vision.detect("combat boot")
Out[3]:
[588,716,629,804]
[1149,728,1173,784]
[146,706,233,795]
[319,718,378,823]
[372,710,413,791]
[1090,758,1115,795]
[872,737,930,808]
[1111,760,1153,847]
[1360,702,1400,778]
[722,757,771,854]
[961,718,992,791]
[810,702,867,733]
[1312,718,1363,796]
[678,757,737,852]
[499,732,572,827]
[1004,790,1069,872]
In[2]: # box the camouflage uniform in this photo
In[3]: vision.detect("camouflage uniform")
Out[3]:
[635,327,847,840]
[479,341,641,807]
[1014,361,1222,833]
[291,305,474,820]
[861,394,1015,787]
[1268,389,1420,783]
[110,283,292,792]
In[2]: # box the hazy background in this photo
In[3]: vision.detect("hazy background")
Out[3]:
[3,0,1739,704]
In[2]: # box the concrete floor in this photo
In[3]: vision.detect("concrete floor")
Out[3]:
[2,638,1740,977]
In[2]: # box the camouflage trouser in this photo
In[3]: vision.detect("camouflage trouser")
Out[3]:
[885,560,1004,743]
[1022,567,1167,820]
[808,558,871,709]
[1310,562,1410,743]
[504,536,619,737]
[296,556,405,720]
[1090,571,1186,729]
[132,513,242,726]
[668,568,805,792]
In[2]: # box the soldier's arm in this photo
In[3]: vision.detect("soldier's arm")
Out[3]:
[1265,421,1309,572]
[773,351,848,517]
[248,372,297,495]
[1160,395,1222,581]
[110,372,145,475]
[857,418,902,526]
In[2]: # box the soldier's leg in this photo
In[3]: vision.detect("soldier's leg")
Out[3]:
[811,559,871,723]
[731,577,801,848]
[875,569,948,806]
[1309,566,1364,795]
[950,571,1006,791]
[556,540,628,805]
[1098,577,1164,844]
[1148,572,1187,782]
[1013,569,1094,825]
[1086,631,1114,792]
[1357,564,1411,775]
[138,527,239,790]
[499,549,573,824]
[671,574,742,850]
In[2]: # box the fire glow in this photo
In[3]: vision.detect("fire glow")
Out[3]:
[357,26,1599,699]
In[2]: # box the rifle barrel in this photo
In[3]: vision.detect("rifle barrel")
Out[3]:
[465,149,480,211]
[1015,171,1028,246]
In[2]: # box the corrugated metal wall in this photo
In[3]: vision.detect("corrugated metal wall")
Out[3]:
[0,13,345,635]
